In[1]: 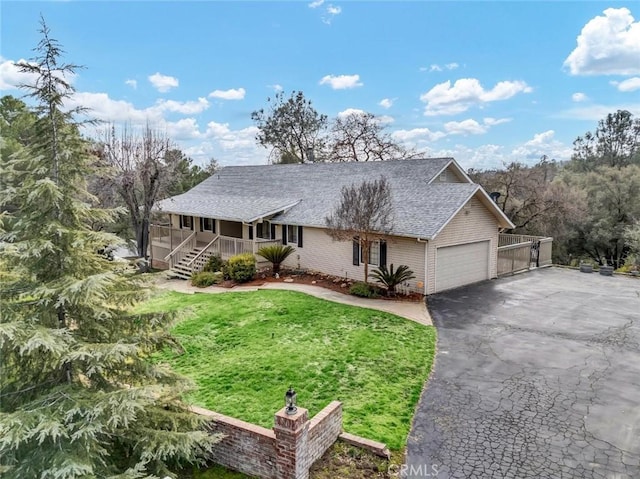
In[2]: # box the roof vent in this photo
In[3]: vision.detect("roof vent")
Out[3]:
[489,191,501,203]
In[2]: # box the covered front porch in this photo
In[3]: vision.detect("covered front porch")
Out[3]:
[150,222,281,278]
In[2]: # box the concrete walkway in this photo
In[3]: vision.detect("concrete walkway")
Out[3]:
[155,277,432,326]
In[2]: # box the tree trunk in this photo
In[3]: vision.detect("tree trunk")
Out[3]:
[362,240,369,283]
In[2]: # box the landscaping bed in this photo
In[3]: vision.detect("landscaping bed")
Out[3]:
[221,269,424,302]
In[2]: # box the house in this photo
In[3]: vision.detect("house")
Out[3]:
[151,157,515,295]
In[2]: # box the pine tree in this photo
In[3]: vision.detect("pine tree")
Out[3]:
[0,19,216,479]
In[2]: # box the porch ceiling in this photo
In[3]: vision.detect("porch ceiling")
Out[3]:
[154,194,299,223]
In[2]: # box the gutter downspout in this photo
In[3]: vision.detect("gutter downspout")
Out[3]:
[417,238,428,296]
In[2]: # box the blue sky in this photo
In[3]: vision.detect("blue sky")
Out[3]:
[2,1,639,170]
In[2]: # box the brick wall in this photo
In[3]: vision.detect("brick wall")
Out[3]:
[191,401,344,479]
[192,406,278,479]
[307,401,343,464]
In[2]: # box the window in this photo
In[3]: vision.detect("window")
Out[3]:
[256,221,271,239]
[438,170,448,182]
[361,241,380,266]
[353,237,386,267]
[201,217,215,232]
[180,215,193,230]
[287,225,298,244]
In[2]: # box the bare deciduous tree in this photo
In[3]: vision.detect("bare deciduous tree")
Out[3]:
[325,176,394,282]
[328,111,416,162]
[100,125,176,259]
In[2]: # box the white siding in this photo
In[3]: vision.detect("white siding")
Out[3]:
[281,226,426,293]
[426,196,499,295]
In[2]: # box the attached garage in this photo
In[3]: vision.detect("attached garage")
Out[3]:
[435,240,490,293]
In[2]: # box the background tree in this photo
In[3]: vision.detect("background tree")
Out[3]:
[469,157,571,233]
[561,165,640,268]
[251,90,328,163]
[328,111,416,162]
[325,176,394,282]
[99,125,179,259]
[165,150,217,197]
[0,20,215,478]
[570,109,640,172]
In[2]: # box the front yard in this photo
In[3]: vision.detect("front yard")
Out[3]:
[139,290,435,451]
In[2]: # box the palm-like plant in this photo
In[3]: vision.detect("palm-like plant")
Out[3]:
[256,244,295,274]
[369,264,416,296]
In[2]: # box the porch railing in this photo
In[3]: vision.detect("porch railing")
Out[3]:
[187,235,220,274]
[164,231,196,269]
[497,233,553,276]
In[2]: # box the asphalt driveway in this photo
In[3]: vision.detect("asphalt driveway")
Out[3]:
[406,267,640,479]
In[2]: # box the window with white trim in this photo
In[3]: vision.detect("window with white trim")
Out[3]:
[180,215,193,230]
[361,241,380,266]
[256,221,271,239]
[201,217,215,232]
[287,225,298,244]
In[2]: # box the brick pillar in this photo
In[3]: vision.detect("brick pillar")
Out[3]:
[273,407,310,479]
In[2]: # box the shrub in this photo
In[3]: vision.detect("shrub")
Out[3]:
[203,254,224,273]
[256,244,295,274]
[191,271,223,288]
[225,253,256,283]
[349,282,379,298]
[369,264,415,296]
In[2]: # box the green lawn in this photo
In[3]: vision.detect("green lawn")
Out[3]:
[139,290,436,450]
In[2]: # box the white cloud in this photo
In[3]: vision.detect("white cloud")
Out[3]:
[564,7,640,75]
[572,92,588,102]
[308,0,324,7]
[560,103,640,120]
[0,58,37,90]
[208,87,246,100]
[155,97,209,114]
[392,128,446,144]
[427,62,459,72]
[322,4,342,24]
[611,77,640,92]
[444,119,487,135]
[165,118,203,140]
[337,108,366,118]
[0,57,75,91]
[326,4,341,15]
[148,72,179,92]
[511,130,572,161]
[336,109,394,124]
[443,117,511,136]
[125,79,137,89]
[420,78,533,116]
[319,74,362,90]
[483,117,511,126]
[269,84,283,92]
[379,98,393,109]
[66,92,156,124]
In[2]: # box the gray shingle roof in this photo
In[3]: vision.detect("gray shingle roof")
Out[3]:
[154,158,494,239]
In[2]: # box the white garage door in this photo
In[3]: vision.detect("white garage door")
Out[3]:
[435,240,490,292]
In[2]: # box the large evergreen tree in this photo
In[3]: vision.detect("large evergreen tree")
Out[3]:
[0,20,215,478]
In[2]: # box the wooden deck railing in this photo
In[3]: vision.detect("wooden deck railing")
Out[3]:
[187,235,220,273]
[498,233,553,276]
[164,231,196,269]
